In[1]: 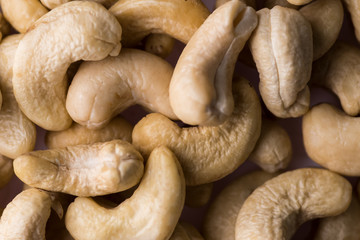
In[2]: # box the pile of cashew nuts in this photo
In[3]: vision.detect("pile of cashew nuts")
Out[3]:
[0,0,360,239]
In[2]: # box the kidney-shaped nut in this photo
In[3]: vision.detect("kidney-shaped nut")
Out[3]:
[133,77,261,186]
[14,140,144,197]
[12,1,122,131]
[185,183,213,208]
[65,146,185,240]
[0,188,52,240]
[45,116,133,149]
[248,119,292,173]
[170,0,257,126]
[40,0,118,9]
[299,0,343,61]
[0,155,13,189]
[250,6,312,118]
[203,171,277,240]
[343,0,360,42]
[144,34,175,58]
[235,168,352,240]
[170,222,204,240]
[109,0,209,46]
[302,103,360,176]
[66,48,177,129]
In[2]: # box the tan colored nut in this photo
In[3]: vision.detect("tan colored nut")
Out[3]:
[133,77,261,186]
[264,0,300,9]
[314,194,360,240]
[109,0,209,46]
[40,0,118,9]
[203,171,276,240]
[311,42,360,116]
[65,146,186,240]
[299,0,343,60]
[287,0,312,5]
[66,48,176,129]
[248,119,292,173]
[0,34,37,159]
[250,6,312,118]
[342,0,360,42]
[45,116,133,149]
[185,183,213,208]
[215,0,256,9]
[235,168,352,239]
[170,222,204,240]
[170,0,258,126]
[0,188,52,240]
[0,13,11,41]
[303,103,360,176]
[144,34,175,58]
[1,0,48,33]
[13,140,144,197]
[0,155,13,189]
[12,1,122,131]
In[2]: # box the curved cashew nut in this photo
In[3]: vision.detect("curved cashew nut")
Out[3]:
[264,0,300,9]
[170,0,258,126]
[40,0,118,9]
[235,168,352,239]
[287,0,312,5]
[249,6,312,118]
[248,119,292,173]
[109,0,209,46]
[303,103,360,176]
[215,0,256,9]
[45,116,133,149]
[133,77,261,186]
[0,155,13,189]
[12,1,122,131]
[203,171,277,240]
[343,0,360,42]
[0,188,52,240]
[185,183,213,208]
[13,140,144,196]
[170,222,204,240]
[0,34,37,159]
[144,34,175,58]
[299,0,344,60]
[65,146,186,240]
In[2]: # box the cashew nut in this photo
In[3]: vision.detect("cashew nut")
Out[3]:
[66,48,176,129]
[342,0,360,42]
[264,0,299,9]
[133,77,261,186]
[249,6,312,118]
[248,119,292,173]
[65,146,186,240]
[0,34,37,159]
[109,0,210,46]
[144,34,175,58]
[203,171,277,240]
[185,183,213,208]
[170,222,204,240]
[215,0,256,9]
[235,168,352,239]
[0,155,13,189]
[303,103,360,176]
[45,116,133,149]
[40,0,118,9]
[287,0,312,5]
[13,140,144,196]
[170,0,258,126]
[12,1,122,131]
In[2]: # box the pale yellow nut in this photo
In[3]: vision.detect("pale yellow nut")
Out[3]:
[45,116,133,149]
[343,0,360,43]
[40,0,118,9]
[203,171,277,240]
[109,0,210,46]
[215,0,256,9]
[144,34,175,58]
[249,6,312,118]
[170,222,204,240]
[12,1,122,131]
[170,0,258,126]
[0,155,13,189]
[0,189,52,240]
[303,103,360,176]
[14,140,144,197]
[185,183,213,208]
[235,168,352,240]
[264,0,300,9]
[65,146,186,240]
[287,0,312,5]
[133,77,261,186]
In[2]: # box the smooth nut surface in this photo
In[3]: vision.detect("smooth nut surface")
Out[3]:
[287,0,312,5]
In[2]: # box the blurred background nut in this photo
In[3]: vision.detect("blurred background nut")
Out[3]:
[170,222,204,240]
[0,155,13,189]
[185,183,213,208]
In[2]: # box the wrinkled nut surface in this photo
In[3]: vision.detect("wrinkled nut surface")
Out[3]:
[0,188,52,240]
[40,0,118,9]
[144,34,175,58]
[250,6,312,118]
[343,0,360,42]
[12,1,122,131]
[311,42,360,116]
[0,34,37,159]
[14,140,144,197]
[203,171,276,240]
[185,183,213,208]
[66,48,176,129]
[0,155,13,189]
[133,77,261,186]
[235,168,352,240]
[109,0,210,46]
[170,0,258,126]
[65,146,185,240]
[170,222,204,240]
[248,119,292,173]
[45,116,133,149]
[303,103,360,176]
[299,0,343,60]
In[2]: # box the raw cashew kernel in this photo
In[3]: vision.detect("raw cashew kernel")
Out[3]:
[65,146,185,240]
[144,34,175,58]
[13,140,144,196]
[235,168,352,240]
[170,222,204,240]
[66,48,176,129]
[287,0,312,5]
[12,1,122,131]
[0,155,13,189]
[170,0,258,126]
[342,0,360,42]
[185,183,213,208]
